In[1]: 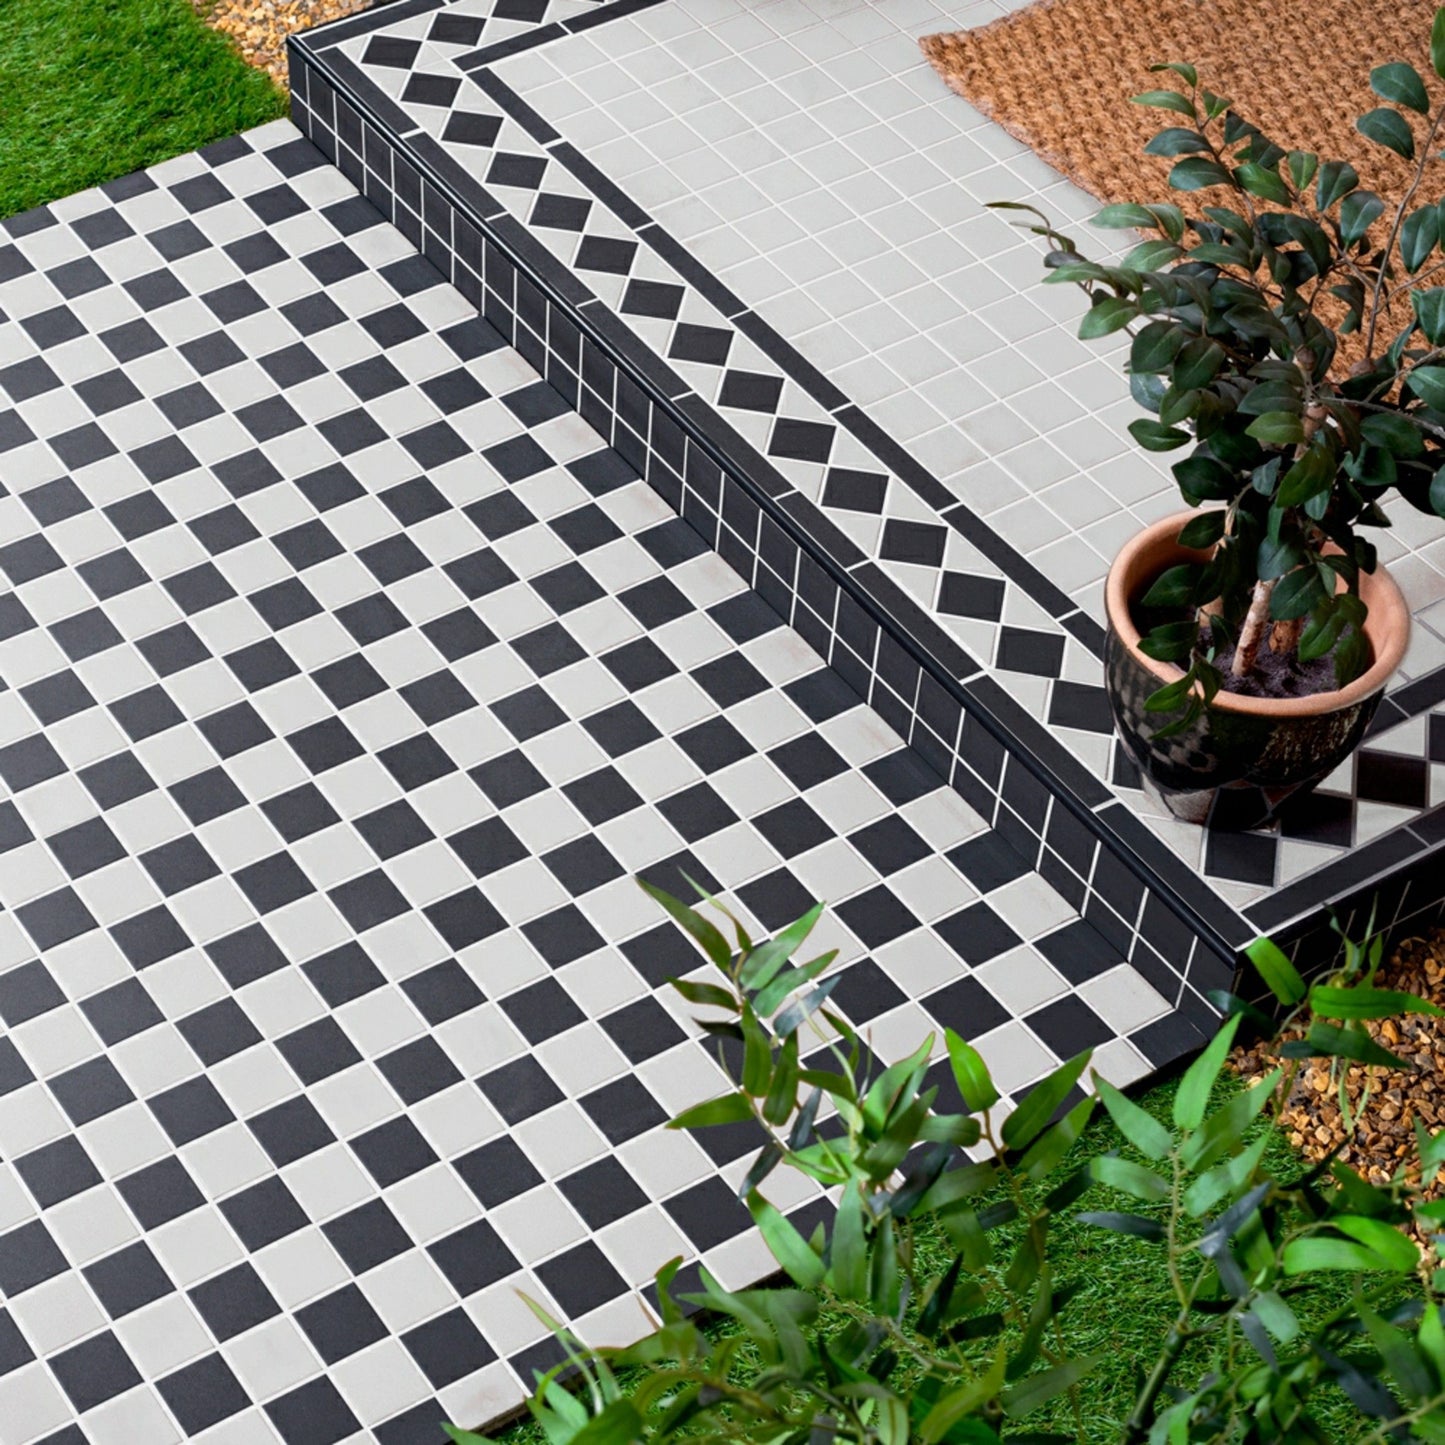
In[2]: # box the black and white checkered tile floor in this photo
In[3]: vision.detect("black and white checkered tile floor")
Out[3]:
[0,120,1175,1443]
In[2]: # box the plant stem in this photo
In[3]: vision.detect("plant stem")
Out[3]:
[1232,578,1276,676]
[1120,1320,1191,1444]
[1364,102,1445,357]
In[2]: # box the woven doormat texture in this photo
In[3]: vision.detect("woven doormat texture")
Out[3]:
[920,0,1439,212]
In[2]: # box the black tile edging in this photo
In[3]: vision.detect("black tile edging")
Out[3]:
[285,32,1428,992]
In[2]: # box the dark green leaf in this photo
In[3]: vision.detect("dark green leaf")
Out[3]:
[1276,444,1334,508]
[1362,411,1426,456]
[669,978,738,1011]
[1430,464,1445,519]
[1173,337,1225,391]
[1316,160,1360,211]
[1129,418,1191,451]
[1001,1358,1100,1418]
[1132,89,1197,118]
[1244,411,1305,446]
[1414,287,1445,347]
[1169,157,1233,190]
[1402,204,1441,272]
[1092,1153,1170,1202]
[1340,190,1386,248]
[1287,150,1319,191]
[1257,532,1304,580]
[1144,127,1212,157]
[1140,563,1198,607]
[1270,566,1329,621]
[1410,364,1445,409]
[1372,61,1431,113]
[1234,162,1290,205]
[568,1400,645,1445]
[830,1180,868,1300]
[1358,107,1416,159]
[1433,6,1445,81]
[1174,454,1237,502]
[1130,319,1186,373]
[739,902,824,991]
[1139,619,1202,663]
[1078,297,1137,340]
[1176,510,1227,549]
[1076,1211,1166,1241]
[1285,1021,1412,1070]
[1151,61,1197,87]
[1092,202,1164,229]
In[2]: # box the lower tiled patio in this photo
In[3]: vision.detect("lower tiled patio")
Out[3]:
[0,120,1174,1444]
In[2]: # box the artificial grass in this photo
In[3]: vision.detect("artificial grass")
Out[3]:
[480,1071,1372,1445]
[0,0,287,219]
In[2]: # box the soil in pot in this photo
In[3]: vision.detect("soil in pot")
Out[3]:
[1133,598,1368,703]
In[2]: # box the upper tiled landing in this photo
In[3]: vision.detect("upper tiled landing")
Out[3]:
[0,121,1173,1443]
[289,0,1445,936]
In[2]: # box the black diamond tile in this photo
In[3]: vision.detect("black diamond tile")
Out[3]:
[48,1331,141,1413]
[82,1241,172,1318]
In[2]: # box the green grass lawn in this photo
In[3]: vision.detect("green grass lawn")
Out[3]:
[0,0,287,218]
[481,1071,1366,1445]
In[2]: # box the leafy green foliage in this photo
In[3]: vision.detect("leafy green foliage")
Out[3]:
[991,8,1445,720]
[459,885,1445,1445]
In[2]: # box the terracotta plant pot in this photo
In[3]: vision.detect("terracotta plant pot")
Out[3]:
[1103,511,1410,828]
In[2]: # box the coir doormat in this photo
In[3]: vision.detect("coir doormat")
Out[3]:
[920,0,1440,214]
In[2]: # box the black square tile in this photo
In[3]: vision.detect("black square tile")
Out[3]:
[149,1075,234,1145]
[277,1017,362,1085]
[266,1377,361,1445]
[401,960,485,1025]
[350,1116,439,1187]
[935,902,1023,964]
[82,1240,172,1318]
[542,835,624,894]
[535,1240,628,1317]
[453,1136,543,1209]
[880,519,947,567]
[186,1263,279,1340]
[492,684,568,742]
[206,922,288,988]
[323,1199,412,1275]
[16,1136,101,1208]
[110,904,188,969]
[286,717,364,772]
[336,592,408,643]
[249,1096,335,1166]
[0,1220,68,1295]
[402,1308,495,1389]
[377,1037,464,1105]
[849,815,931,874]
[312,655,387,709]
[477,1055,564,1125]
[600,996,686,1064]
[564,766,643,825]
[580,1074,667,1145]
[330,870,412,932]
[1354,751,1429,809]
[378,733,456,790]
[425,888,508,951]
[80,978,163,1046]
[18,886,98,950]
[501,978,585,1045]
[656,781,738,842]
[303,941,385,1007]
[1203,829,1278,886]
[296,1284,388,1364]
[445,547,517,598]
[447,817,528,877]
[470,749,548,808]
[429,1218,520,1298]
[178,998,262,1065]
[0,960,64,1026]
[770,733,847,789]
[117,1158,204,1228]
[0,1310,33,1377]
[513,620,586,676]
[925,974,1012,1040]
[355,798,434,860]
[197,700,272,757]
[138,834,220,895]
[0,734,66,790]
[483,432,552,482]
[1027,995,1113,1055]
[157,1353,251,1434]
[997,627,1066,678]
[583,699,661,757]
[219,1177,307,1251]
[939,571,1006,621]
[949,832,1031,893]
[48,1332,141,1412]
[770,417,834,462]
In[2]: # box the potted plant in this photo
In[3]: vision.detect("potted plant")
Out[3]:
[989,16,1445,825]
